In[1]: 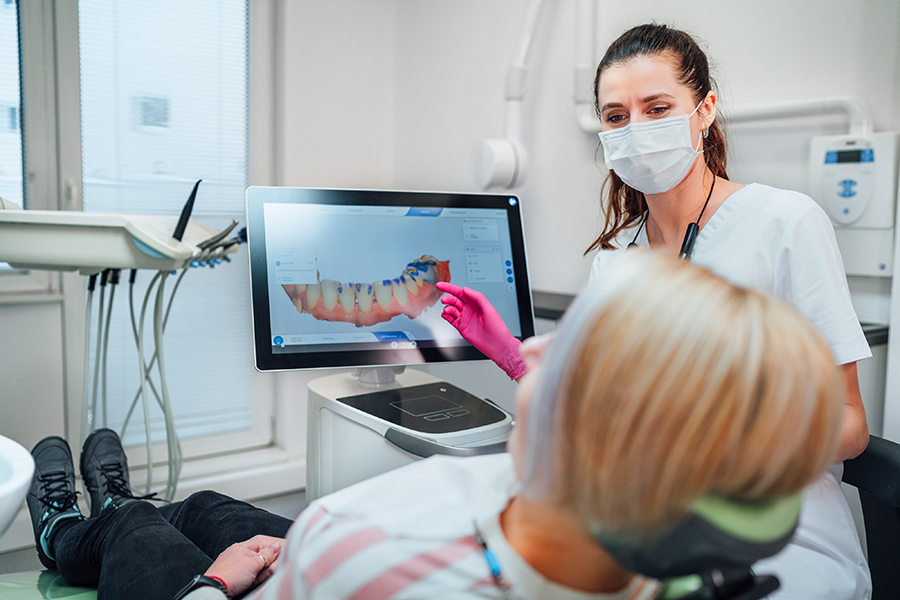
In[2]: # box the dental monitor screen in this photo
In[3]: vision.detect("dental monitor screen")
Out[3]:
[247,187,534,371]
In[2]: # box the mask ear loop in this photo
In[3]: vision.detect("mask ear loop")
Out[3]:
[692,95,714,149]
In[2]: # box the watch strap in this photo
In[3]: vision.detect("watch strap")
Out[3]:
[173,574,230,600]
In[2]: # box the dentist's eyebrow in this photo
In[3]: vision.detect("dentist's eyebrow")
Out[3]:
[600,101,624,113]
[600,93,676,113]
[642,93,677,103]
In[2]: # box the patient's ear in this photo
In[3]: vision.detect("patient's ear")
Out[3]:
[520,333,553,365]
[507,401,528,482]
[510,334,554,480]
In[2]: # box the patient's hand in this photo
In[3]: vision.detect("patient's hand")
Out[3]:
[205,534,283,596]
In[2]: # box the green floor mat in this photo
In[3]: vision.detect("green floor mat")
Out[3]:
[0,570,97,599]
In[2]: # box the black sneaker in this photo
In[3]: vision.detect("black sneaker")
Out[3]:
[80,428,153,518]
[26,437,84,569]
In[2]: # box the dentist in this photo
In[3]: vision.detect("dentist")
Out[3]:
[438,23,871,600]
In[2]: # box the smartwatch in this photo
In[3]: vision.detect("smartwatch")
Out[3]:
[172,574,230,599]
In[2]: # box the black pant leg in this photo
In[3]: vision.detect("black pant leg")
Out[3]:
[53,500,213,600]
[159,491,293,558]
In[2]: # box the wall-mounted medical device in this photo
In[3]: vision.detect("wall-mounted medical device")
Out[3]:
[479,0,544,189]
[809,132,899,277]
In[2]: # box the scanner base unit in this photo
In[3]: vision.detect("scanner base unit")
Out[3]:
[306,369,513,501]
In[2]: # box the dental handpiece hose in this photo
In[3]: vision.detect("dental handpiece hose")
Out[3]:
[81,274,99,446]
[100,270,119,429]
[90,271,109,435]
[122,268,187,435]
[136,272,162,495]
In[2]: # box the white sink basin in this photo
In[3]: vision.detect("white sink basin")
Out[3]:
[0,435,34,539]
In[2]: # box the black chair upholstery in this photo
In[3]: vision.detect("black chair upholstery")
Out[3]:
[842,434,900,600]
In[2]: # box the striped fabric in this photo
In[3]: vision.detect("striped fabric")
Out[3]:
[238,454,659,600]
[249,509,492,599]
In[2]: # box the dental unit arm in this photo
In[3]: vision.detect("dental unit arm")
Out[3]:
[0,190,240,275]
[0,182,244,502]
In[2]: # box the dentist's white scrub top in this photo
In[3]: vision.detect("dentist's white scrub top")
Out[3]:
[590,183,872,600]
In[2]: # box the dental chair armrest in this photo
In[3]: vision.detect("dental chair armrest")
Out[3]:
[843,435,900,507]
[384,427,508,459]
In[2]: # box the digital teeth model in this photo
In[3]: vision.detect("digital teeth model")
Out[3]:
[281,255,451,327]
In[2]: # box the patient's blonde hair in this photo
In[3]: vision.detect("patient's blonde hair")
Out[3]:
[523,251,843,535]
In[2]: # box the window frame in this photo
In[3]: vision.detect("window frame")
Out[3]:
[0,0,58,299]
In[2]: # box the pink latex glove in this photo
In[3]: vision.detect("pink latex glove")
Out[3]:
[436,281,527,380]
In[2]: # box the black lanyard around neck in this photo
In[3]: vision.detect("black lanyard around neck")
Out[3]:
[628,176,716,261]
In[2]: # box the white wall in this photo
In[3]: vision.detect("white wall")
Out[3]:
[277,0,397,188]
[0,300,66,450]
[276,0,900,295]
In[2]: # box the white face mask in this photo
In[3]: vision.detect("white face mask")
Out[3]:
[598,101,704,195]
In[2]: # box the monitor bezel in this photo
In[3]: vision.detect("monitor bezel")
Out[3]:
[246,187,535,372]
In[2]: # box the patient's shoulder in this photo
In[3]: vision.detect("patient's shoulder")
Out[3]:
[270,455,514,598]
[314,453,515,537]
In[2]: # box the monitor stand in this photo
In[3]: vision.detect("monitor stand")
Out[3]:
[351,366,407,389]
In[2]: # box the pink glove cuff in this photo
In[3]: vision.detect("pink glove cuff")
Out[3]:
[496,336,528,381]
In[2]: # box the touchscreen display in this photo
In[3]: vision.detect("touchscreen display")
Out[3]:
[247,188,533,370]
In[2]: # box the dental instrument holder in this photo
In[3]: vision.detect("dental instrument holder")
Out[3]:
[0,184,242,501]
[306,368,513,502]
[172,180,200,242]
[0,215,220,276]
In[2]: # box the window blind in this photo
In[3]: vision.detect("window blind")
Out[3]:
[0,1,23,207]
[79,0,255,447]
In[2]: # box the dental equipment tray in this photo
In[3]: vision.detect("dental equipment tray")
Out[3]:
[0,210,231,275]
[337,382,507,434]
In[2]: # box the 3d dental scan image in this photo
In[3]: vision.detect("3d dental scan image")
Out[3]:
[280,255,451,326]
